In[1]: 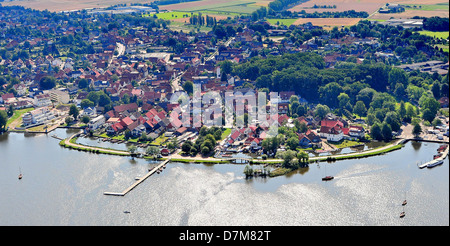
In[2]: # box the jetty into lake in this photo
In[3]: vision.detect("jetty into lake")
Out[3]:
[103,158,171,196]
[418,144,448,169]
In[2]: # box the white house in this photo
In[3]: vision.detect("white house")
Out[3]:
[88,115,105,130]
[320,120,344,142]
[348,125,365,139]
[34,93,53,108]
[13,83,28,96]
[82,107,97,117]
[22,107,56,126]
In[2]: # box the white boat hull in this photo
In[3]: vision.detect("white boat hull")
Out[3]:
[427,159,444,168]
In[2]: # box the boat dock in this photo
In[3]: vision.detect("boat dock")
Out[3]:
[418,144,448,169]
[104,158,171,196]
[51,134,64,141]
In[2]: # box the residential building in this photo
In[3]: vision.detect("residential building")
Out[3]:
[320,120,344,142]
[88,115,105,131]
[22,107,56,126]
[34,93,52,108]
[347,125,365,139]
[48,90,70,104]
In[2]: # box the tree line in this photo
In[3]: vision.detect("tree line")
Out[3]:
[189,12,217,27]
[268,0,309,12]
[154,0,199,6]
[423,17,449,32]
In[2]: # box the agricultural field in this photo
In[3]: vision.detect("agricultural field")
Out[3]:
[293,17,362,29]
[288,0,448,28]
[370,9,449,20]
[147,10,230,25]
[370,1,449,19]
[289,0,392,15]
[396,0,449,4]
[402,2,448,11]
[1,0,153,12]
[159,0,274,15]
[289,0,448,16]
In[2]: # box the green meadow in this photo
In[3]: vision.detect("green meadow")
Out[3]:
[403,2,449,11]
[418,31,449,39]
[143,11,193,20]
[266,18,297,26]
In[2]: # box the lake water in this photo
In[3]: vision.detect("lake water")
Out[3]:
[0,128,448,226]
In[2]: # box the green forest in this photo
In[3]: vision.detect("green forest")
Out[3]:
[231,51,448,141]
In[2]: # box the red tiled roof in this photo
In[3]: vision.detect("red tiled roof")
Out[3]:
[343,128,350,135]
[321,120,343,128]
[114,103,138,113]
[230,130,241,140]
[120,117,133,126]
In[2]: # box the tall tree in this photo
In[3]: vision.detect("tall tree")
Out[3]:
[370,122,382,141]
[412,123,422,138]
[353,101,367,118]
[39,76,57,90]
[381,122,392,141]
[69,104,79,119]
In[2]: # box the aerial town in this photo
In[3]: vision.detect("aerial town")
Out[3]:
[0,0,449,228]
[0,3,448,171]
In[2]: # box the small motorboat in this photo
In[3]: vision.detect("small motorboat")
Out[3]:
[402,200,407,206]
[123,211,131,214]
[400,211,405,218]
[322,176,334,181]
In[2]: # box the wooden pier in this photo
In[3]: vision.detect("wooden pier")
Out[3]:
[418,144,448,169]
[104,158,171,196]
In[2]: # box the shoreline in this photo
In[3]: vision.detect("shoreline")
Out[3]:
[56,131,424,176]
[5,129,446,177]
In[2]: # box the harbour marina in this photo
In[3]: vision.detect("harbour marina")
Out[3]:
[418,144,448,169]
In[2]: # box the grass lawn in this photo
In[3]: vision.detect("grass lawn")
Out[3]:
[26,124,48,132]
[151,135,168,146]
[266,18,297,26]
[435,44,449,53]
[154,11,193,20]
[417,31,449,39]
[221,128,232,140]
[97,132,143,143]
[6,107,34,128]
[169,21,213,33]
[329,139,361,149]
